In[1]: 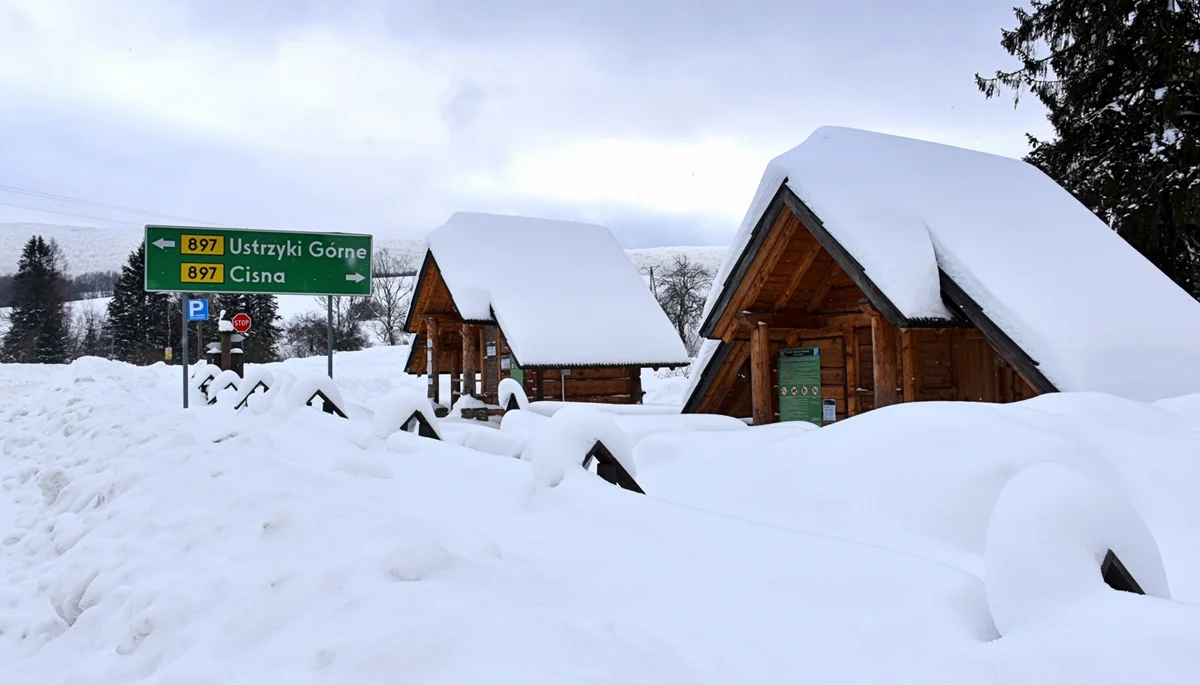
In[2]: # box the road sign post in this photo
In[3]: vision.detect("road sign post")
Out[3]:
[183,298,210,409]
[147,226,373,408]
[144,226,373,296]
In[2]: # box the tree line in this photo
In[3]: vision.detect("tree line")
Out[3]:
[1,236,417,365]
[0,269,119,308]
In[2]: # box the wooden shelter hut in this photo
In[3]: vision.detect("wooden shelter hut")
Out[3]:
[404,212,690,408]
[683,126,1200,425]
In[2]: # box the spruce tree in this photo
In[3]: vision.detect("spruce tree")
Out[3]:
[106,243,172,364]
[977,0,1200,296]
[211,293,281,362]
[1,236,70,363]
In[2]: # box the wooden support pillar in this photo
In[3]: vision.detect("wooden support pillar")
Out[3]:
[461,323,478,398]
[630,366,643,404]
[870,311,899,408]
[534,369,545,401]
[425,316,440,405]
[751,321,773,425]
[450,346,462,406]
[844,322,859,417]
[900,329,919,402]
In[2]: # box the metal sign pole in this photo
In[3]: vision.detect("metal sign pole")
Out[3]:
[327,295,334,378]
[182,300,189,409]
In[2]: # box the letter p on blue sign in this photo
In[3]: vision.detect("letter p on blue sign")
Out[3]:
[186,298,209,322]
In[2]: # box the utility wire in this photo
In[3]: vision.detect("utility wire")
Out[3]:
[0,200,145,226]
[0,183,227,226]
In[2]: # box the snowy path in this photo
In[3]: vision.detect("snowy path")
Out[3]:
[2,352,1199,684]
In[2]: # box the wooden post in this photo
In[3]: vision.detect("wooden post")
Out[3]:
[220,330,232,372]
[870,311,899,408]
[900,329,919,402]
[630,366,643,404]
[844,323,858,417]
[461,323,477,398]
[450,345,462,406]
[751,321,773,425]
[425,316,440,405]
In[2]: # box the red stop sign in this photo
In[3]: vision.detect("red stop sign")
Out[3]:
[231,313,252,333]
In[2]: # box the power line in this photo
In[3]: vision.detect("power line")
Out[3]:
[0,183,228,227]
[0,200,145,226]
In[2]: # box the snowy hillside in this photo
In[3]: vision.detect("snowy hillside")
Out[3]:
[0,223,728,277]
[1,348,1199,683]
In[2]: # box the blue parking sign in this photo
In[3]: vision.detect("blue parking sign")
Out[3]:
[186,298,209,322]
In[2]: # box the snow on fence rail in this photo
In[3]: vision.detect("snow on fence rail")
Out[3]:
[525,406,643,493]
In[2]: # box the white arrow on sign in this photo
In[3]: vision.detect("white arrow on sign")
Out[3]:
[152,238,176,250]
[345,273,365,283]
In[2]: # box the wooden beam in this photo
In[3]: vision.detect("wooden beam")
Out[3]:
[871,311,899,408]
[719,210,801,339]
[803,258,840,312]
[772,239,824,310]
[461,323,478,397]
[737,311,825,331]
[751,321,773,426]
[425,316,440,405]
[900,329,918,402]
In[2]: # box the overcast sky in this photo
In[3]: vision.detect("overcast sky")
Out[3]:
[0,0,1051,248]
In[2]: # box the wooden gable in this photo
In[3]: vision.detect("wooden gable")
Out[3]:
[686,194,1042,423]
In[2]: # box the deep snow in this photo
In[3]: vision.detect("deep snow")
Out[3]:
[2,347,1199,684]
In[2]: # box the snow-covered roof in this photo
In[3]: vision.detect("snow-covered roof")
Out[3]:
[424,212,690,368]
[700,126,1200,402]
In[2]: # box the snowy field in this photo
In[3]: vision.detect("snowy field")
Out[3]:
[2,347,1200,684]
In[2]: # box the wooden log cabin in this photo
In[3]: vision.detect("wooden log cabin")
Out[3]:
[684,126,1200,424]
[404,212,691,407]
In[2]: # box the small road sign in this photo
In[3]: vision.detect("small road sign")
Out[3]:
[143,225,373,296]
[232,313,252,333]
[186,298,209,321]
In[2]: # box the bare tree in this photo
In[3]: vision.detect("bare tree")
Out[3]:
[653,253,713,356]
[72,300,109,359]
[367,247,416,346]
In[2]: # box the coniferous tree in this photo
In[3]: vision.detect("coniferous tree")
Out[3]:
[1,236,70,363]
[106,243,172,364]
[977,0,1200,296]
[211,293,282,362]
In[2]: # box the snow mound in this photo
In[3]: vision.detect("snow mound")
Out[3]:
[188,364,219,396]
[525,406,635,488]
[498,377,528,411]
[285,374,349,418]
[204,370,241,405]
[231,367,276,410]
[370,387,442,440]
[985,462,1170,636]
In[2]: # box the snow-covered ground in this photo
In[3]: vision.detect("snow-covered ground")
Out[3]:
[2,347,1199,684]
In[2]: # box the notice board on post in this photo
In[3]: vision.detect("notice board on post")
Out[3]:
[778,347,823,426]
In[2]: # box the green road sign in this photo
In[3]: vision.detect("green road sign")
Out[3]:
[143,225,373,296]
[778,347,823,425]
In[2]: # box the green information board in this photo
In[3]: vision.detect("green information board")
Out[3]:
[509,356,524,386]
[144,225,373,296]
[778,347,823,425]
